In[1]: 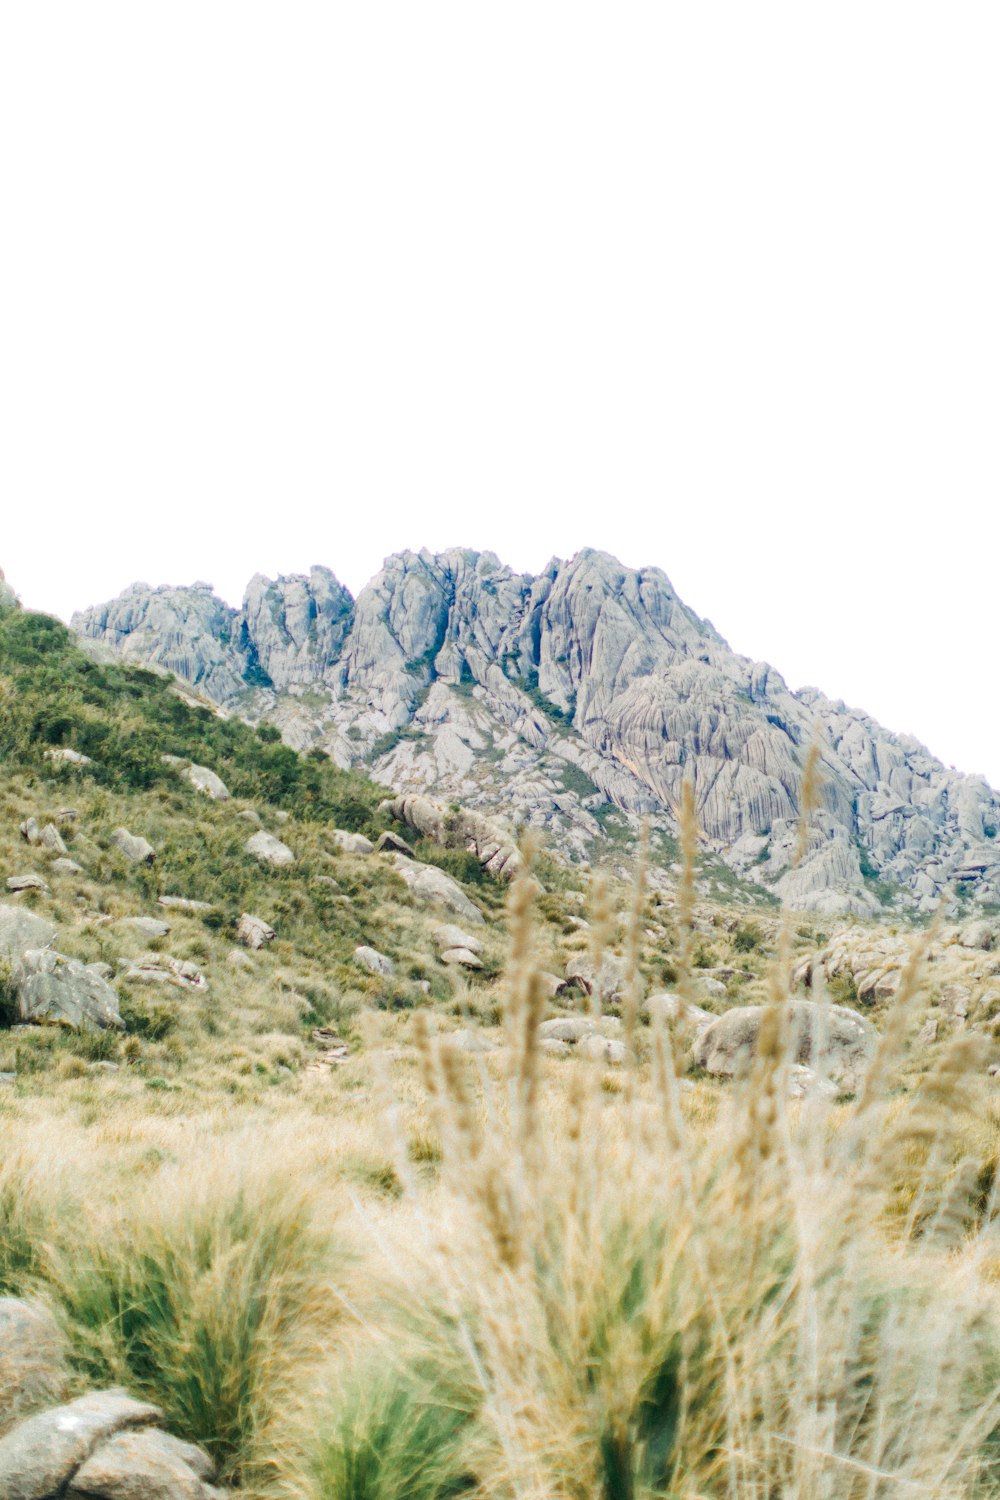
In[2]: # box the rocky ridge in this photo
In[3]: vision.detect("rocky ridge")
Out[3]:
[71,549,1000,917]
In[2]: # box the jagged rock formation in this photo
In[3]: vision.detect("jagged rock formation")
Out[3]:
[71,548,1000,917]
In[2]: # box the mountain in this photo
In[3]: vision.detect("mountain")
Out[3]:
[72,547,1000,918]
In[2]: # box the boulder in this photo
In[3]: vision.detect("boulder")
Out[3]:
[43,748,93,768]
[235,913,274,951]
[67,1427,217,1499]
[693,1001,876,1091]
[330,830,374,855]
[644,992,716,1033]
[440,947,483,969]
[537,1016,622,1044]
[5,876,49,895]
[15,952,124,1031]
[39,825,67,855]
[118,917,171,940]
[563,954,628,1004]
[374,831,415,858]
[445,1029,496,1054]
[577,1034,627,1064]
[431,924,483,955]
[51,859,84,876]
[539,1037,572,1057]
[0,907,57,963]
[18,820,40,847]
[112,830,155,866]
[245,831,295,867]
[121,957,206,991]
[226,947,254,970]
[0,1391,162,1500]
[354,945,394,977]
[941,984,971,1020]
[0,1301,69,1438]
[183,764,230,802]
[157,897,212,914]
[388,856,484,925]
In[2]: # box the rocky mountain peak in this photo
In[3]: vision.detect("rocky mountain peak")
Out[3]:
[71,548,1000,919]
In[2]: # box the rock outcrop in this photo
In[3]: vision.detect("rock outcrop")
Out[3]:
[73,548,1000,916]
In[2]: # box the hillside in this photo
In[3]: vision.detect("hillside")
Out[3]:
[5,581,1000,1498]
[73,547,1000,922]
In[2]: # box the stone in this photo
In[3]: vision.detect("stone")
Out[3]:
[787,1064,839,1100]
[238,809,262,826]
[111,830,155,865]
[157,897,213,914]
[330,830,374,855]
[235,913,275,951]
[38,825,67,855]
[563,954,628,1004]
[226,947,254,969]
[44,747,93,767]
[537,1016,622,1044]
[51,859,84,876]
[374,830,415,857]
[183,764,230,802]
[644,992,716,1033]
[381,794,522,880]
[0,1300,69,1438]
[539,1037,572,1056]
[19,820,40,847]
[67,1427,217,1499]
[118,917,171,939]
[121,957,206,991]
[941,984,971,1020]
[577,1034,627,1064]
[445,1029,496,1054]
[245,831,295,867]
[354,945,394,977]
[917,1015,939,1045]
[6,876,49,895]
[15,952,124,1031]
[0,908,62,962]
[440,947,483,969]
[431,924,483,954]
[959,920,995,951]
[388,856,484,924]
[0,1391,161,1500]
[693,1001,876,1091]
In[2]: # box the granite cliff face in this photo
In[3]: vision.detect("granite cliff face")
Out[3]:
[72,548,1000,917]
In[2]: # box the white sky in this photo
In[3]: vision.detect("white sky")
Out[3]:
[2,5,998,783]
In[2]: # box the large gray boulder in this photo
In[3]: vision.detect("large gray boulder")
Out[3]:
[245,831,295,867]
[235,914,274,950]
[354,945,393,977]
[0,1301,69,1438]
[16,952,124,1031]
[0,906,57,964]
[67,1427,218,1498]
[693,1000,876,1091]
[0,1391,161,1500]
[112,830,155,866]
[388,855,484,925]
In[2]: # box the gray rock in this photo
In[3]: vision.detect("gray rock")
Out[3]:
[388,856,484,925]
[16,952,124,1031]
[563,954,628,1004]
[382,794,522,880]
[445,1028,496,1054]
[539,1037,572,1056]
[431,924,483,954]
[0,907,57,963]
[330,830,374,855]
[6,876,49,895]
[111,830,155,866]
[577,1034,627,1064]
[0,1300,69,1438]
[157,897,212,914]
[0,1390,161,1500]
[118,917,171,939]
[51,859,84,876]
[43,747,93,768]
[694,1001,876,1090]
[39,825,67,855]
[67,1426,217,1499]
[374,830,415,857]
[183,764,230,802]
[245,831,295,867]
[644,992,716,1033]
[537,1016,622,1044]
[440,947,483,969]
[225,947,254,970]
[235,914,274,951]
[354,945,393,977]
[121,957,206,992]
[19,820,40,847]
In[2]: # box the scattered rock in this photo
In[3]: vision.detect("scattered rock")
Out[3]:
[5,876,49,895]
[330,830,374,855]
[312,876,340,890]
[0,1391,162,1500]
[67,1426,218,1499]
[693,1001,876,1091]
[118,917,171,940]
[51,859,83,876]
[43,747,93,768]
[941,984,971,1020]
[245,831,295,867]
[539,1037,572,1057]
[0,906,57,962]
[184,763,230,802]
[121,956,207,992]
[16,952,124,1031]
[382,794,522,880]
[235,914,275,951]
[959,920,996,952]
[238,809,262,826]
[562,954,628,1004]
[157,896,213,914]
[112,829,156,866]
[538,1016,622,1044]
[225,947,254,970]
[354,945,394,977]
[18,820,40,847]
[916,1015,939,1046]
[445,1029,496,1054]
[577,1034,627,1064]
[440,947,483,969]
[431,924,483,954]
[389,856,484,925]
[38,825,67,855]
[374,830,415,857]
[643,992,716,1034]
